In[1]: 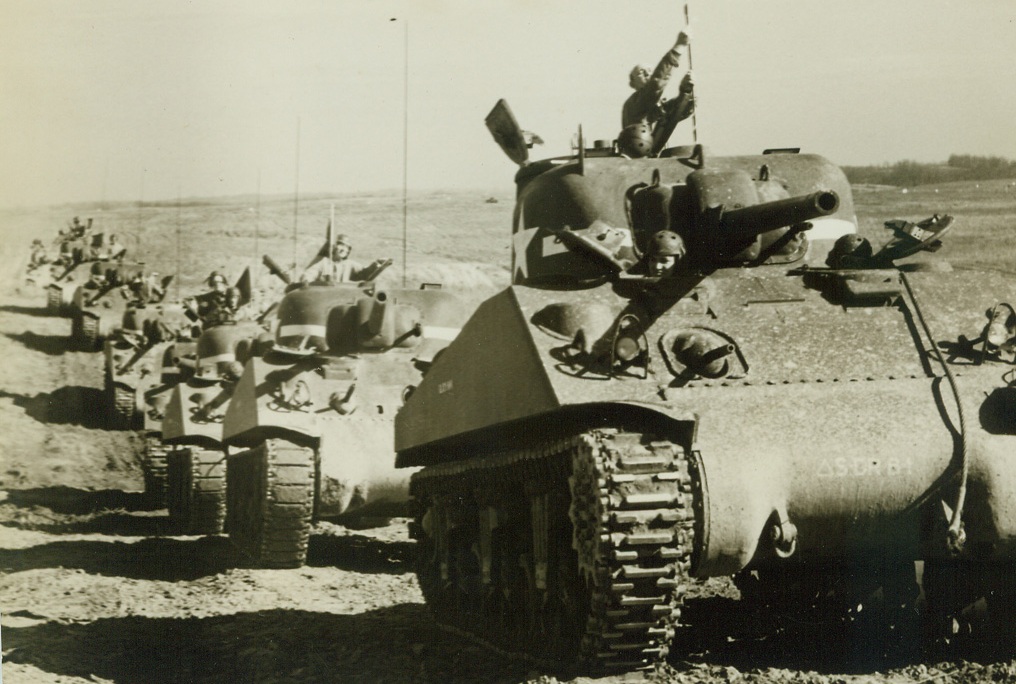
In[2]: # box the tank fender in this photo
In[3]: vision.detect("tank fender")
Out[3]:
[162,381,232,447]
[221,357,319,449]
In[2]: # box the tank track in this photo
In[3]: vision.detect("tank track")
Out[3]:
[141,437,170,508]
[226,439,315,569]
[410,429,697,669]
[168,448,227,535]
[922,559,1016,650]
[109,383,138,430]
[46,287,62,315]
[79,315,101,351]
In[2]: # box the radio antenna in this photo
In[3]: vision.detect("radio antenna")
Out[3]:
[401,18,409,287]
[684,3,698,143]
[254,170,261,291]
[292,116,301,271]
[175,184,181,300]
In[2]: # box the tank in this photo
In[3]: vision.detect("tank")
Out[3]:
[70,263,169,351]
[103,301,195,429]
[45,231,121,315]
[392,101,1016,669]
[161,320,267,534]
[221,278,470,568]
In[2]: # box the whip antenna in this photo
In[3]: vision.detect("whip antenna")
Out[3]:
[401,18,409,287]
[684,3,698,143]
[292,117,301,271]
[175,185,181,300]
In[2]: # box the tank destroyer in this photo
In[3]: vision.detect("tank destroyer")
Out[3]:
[392,100,1016,668]
[221,271,470,568]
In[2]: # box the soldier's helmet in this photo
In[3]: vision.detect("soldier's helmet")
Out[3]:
[207,271,228,288]
[332,234,352,258]
[649,230,686,258]
[32,239,43,247]
[826,234,873,269]
[618,123,654,159]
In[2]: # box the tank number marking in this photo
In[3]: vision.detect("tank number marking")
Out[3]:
[438,380,453,394]
[816,456,913,479]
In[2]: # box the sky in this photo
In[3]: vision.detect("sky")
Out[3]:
[1,0,1014,209]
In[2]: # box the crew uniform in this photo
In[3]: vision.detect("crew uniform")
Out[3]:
[300,233,386,284]
[620,31,694,157]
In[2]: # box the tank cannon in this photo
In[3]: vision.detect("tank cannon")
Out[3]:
[392,100,1016,669]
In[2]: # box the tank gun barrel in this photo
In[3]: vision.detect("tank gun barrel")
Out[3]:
[720,190,839,239]
[262,255,292,285]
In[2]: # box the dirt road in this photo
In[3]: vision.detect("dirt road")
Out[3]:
[2,195,1015,683]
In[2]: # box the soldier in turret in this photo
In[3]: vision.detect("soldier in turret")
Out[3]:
[300,233,387,284]
[28,239,50,270]
[620,28,695,156]
[187,271,238,327]
[106,234,127,261]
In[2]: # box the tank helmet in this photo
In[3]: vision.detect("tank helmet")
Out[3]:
[32,239,42,246]
[618,123,653,159]
[207,270,227,286]
[826,234,873,269]
[648,230,686,258]
[629,64,650,88]
[335,234,350,246]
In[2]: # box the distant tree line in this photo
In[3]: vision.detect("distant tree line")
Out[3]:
[843,154,1016,187]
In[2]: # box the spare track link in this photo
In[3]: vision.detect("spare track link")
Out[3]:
[227,439,315,569]
[168,448,227,535]
[142,438,170,508]
[409,429,696,670]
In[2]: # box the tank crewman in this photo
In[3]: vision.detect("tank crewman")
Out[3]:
[106,234,127,261]
[620,28,694,155]
[124,271,166,306]
[645,230,686,277]
[300,233,387,284]
[187,271,238,327]
[87,262,110,292]
[28,239,50,270]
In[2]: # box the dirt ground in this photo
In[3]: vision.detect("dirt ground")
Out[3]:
[2,188,1016,683]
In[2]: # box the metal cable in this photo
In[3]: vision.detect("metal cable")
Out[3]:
[900,270,968,553]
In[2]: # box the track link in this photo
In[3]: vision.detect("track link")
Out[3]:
[168,448,227,535]
[409,429,697,670]
[141,437,170,508]
[227,439,315,568]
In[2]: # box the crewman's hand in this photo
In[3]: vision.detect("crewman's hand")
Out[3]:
[676,28,691,48]
[679,73,694,93]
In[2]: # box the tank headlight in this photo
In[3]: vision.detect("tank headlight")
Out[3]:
[613,335,643,362]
